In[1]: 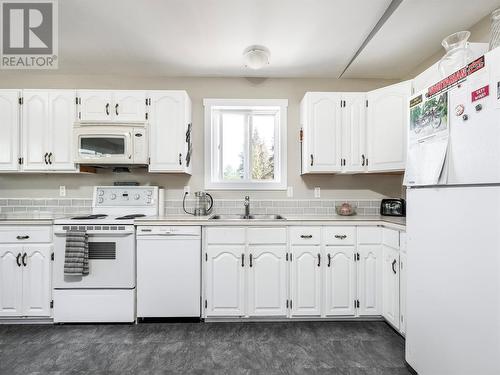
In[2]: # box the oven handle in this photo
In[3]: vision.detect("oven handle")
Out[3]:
[54,230,135,236]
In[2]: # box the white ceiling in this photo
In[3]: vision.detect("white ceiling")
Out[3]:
[54,0,500,78]
[344,0,500,79]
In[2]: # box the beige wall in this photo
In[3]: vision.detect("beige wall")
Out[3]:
[409,14,492,77]
[0,75,404,200]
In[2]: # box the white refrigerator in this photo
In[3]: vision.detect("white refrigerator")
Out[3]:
[405,47,500,375]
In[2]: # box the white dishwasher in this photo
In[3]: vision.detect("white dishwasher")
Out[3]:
[136,226,201,318]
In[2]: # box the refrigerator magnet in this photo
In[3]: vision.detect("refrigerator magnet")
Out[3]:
[471,85,489,102]
[455,104,465,116]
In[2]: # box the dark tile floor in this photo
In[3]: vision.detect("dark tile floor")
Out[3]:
[0,321,412,375]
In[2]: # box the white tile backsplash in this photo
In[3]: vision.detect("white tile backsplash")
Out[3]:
[0,198,381,217]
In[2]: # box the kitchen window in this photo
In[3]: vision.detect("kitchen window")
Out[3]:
[204,99,288,190]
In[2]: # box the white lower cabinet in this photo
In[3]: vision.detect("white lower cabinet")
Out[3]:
[290,246,322,316]
[205,245,245,317]
[0,245,24,315]
[399,251,407,335]
[204,227,287,318]
[357,244,383,316]
[0,242,52,317]
[324,246,356,316]
[382,245,400,329]
[247,245,287,317]
[203,225,406,332]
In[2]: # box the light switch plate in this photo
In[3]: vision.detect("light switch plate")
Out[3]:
[59,186,66,197]
[183,186,190,195]
[287,186,293,198]
[314,187,321,198]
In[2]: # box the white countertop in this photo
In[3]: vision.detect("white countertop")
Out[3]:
[0,212,63,225]
[135,215,406,230]
[0,213,406,230]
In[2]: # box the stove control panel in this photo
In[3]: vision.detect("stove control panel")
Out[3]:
[93,186,158,207]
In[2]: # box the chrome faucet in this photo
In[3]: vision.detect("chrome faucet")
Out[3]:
[244,196,250,219]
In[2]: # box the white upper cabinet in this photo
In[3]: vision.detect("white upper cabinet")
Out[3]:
[22,90,77,172]
[366,80,412,172]
[78,90,146,123]
[247,245,287,317]
[22,91,49,171]
[78,90,112,122]
[324,246,356,316]
[341,93,367,173]
[148,90,192,174]
[300,92,342,173]
[113,91,147,122]
[290,246,322,316]
[205,245,245,317]
[48,91,77,171]
[0,90,20,171]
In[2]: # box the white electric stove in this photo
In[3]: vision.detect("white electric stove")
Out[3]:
[53,186,158,323]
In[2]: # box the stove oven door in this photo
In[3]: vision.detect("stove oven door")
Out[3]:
[53,225,135,289]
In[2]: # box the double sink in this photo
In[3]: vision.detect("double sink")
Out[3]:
[209,214,286,221]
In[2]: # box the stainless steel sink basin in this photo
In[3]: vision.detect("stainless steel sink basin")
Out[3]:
[209,214,286,221]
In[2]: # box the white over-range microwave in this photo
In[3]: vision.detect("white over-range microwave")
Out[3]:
[74,124,148,165]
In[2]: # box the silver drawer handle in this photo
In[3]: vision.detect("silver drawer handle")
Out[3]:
[334,234,347,239]
[300,234,313,239]
[16,235,30,240]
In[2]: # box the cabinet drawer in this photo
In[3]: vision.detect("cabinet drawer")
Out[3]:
[290,227,321,245]
[357,227,382,244]
[0,226,52,243]
[323,226,356,245]
[248,228,286,244]
[205,227,245,244]
[382,228,400,249]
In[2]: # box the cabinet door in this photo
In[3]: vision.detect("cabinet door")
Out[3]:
[22,246,51,317]
[290,246,321,316]
[48,90,77,171]
[357,244,382,316]
[341,93,367,173]
[148,91,187,172]
[302,92,342,173]
[399,251,407,335]
[247,245,287,317]
[79,90,113,122]
[382,245,400,329]
[0,90,21,171]
[113,91,146,122]
[367,80,412,172]
[205,245,245,317]
[0,246,23,316]
[22,91,49,171]
[324,246,356,316]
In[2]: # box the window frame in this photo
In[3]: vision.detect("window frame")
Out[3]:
[204,98,288,190]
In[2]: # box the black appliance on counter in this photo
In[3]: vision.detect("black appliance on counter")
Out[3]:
[380,198,406,217]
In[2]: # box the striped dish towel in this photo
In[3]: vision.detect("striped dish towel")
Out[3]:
[64,230,89,276]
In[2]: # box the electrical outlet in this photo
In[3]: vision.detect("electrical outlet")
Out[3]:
[59,186,66,197]
[314,187,321,198]
[287,186,293,198]
[183,186,190,195]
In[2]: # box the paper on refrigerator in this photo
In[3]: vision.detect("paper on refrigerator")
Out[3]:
[404,90,450,186]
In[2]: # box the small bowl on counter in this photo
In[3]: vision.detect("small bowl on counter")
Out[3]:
[335,202,357,216]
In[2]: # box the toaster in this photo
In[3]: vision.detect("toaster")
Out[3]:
[380,199,406,217]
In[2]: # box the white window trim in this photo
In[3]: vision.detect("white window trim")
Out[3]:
[204,98,288,190]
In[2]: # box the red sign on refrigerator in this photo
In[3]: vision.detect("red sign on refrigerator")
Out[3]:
[471,85,489,102]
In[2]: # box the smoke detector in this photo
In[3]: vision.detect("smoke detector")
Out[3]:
[243,45,270,70]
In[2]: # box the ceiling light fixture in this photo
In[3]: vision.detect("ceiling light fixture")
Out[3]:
[243,45,270,70]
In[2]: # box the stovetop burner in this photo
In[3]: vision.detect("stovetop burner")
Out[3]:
[115,214,146,220]
[71,214,108,220]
